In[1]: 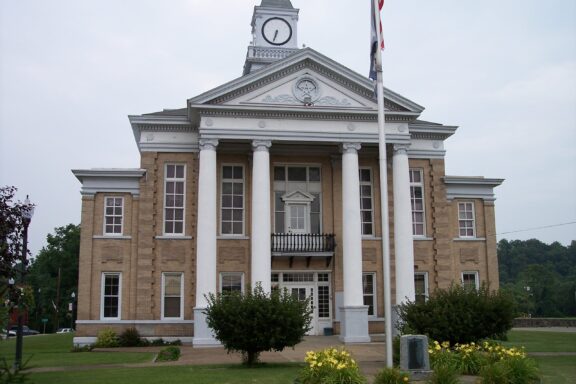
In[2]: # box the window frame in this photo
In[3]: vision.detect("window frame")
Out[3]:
[362,272,377,317]
[220,164,245,236]
[273,164,323,234]
[163,164,186,236]
[100,272,122,321]
[461,271,479,290]
[161,272,184,320]
[458,201,476,238]
[359,167,375,236]
[219,272,245,294]
[409,169,426,237]
[414,272,429,304]
[103,196,124,236]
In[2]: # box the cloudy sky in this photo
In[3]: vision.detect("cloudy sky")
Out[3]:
[1,0,575,256]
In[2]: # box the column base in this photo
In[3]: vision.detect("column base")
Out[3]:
[193,307,220,347]
[338,305,371,343]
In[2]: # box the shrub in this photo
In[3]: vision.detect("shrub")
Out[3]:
[70,345,94,352]
[0,357,30,383]
[502,357,540,384]
[399,284,514,344]
[205,283,312,366]
[119,327,143,347]
[298,347,366,384]
[426,365,459,384]
[94,328,119,348]
[373,367,410,384]
[155,346,181,362]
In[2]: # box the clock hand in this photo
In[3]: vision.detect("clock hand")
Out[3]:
[273,30,279,42]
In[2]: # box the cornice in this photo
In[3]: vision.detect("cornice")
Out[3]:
[71,168,146,196]
[194,105,417,123]
[443,176,504,186]
[409,122,458,140]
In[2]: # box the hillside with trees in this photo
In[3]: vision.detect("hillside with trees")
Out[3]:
[498,239,576,317]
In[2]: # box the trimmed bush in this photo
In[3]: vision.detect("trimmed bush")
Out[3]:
[119,327,143,347]
[205,283,312,366]
[155,346,181,362]
[399,284,514,344]
[94,328,119,348]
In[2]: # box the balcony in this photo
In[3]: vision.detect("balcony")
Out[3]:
[271,233,336,267]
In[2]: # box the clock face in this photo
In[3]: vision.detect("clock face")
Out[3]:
[262,17,292,46]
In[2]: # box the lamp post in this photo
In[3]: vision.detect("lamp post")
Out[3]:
[14,196,34,371]
[70,292,76,329]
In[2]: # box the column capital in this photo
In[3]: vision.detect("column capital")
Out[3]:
[393,143,410,155]
[341,142,361,154]
[252,140,272,152]
[199,139,219,151]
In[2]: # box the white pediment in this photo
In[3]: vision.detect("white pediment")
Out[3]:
[228,70,374,109]
[189,48,424,115]
[281,190,315,203]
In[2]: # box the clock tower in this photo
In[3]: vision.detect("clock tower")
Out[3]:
[243,0,300,75]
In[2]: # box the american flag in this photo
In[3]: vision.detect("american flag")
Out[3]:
[369,0,384,81]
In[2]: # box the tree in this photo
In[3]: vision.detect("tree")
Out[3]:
[498,238,576,317]
[0,186,34,282]
[205,284,312,366]
[0,186,35,330]
[27,224,80,332]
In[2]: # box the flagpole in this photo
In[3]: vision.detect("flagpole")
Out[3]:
[372,0,393,368]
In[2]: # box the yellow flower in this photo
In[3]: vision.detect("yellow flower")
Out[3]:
[403,376,409,382]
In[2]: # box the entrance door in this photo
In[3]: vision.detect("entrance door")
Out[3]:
[286,204,308,234]
[290,286,316,335]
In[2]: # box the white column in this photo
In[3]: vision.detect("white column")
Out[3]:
[251,140,272,293]
[392,144,415,305]
[340,142,370,343]
[194,138,220,346]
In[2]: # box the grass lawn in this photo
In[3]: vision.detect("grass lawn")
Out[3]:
[504,330,576,352]
[534,355,576,384]
[29,363,303,384]
[0,333,154,368]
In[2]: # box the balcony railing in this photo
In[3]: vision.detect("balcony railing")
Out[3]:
[271,233,336,253]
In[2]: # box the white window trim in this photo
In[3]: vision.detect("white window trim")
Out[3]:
[103,196,124,236]
[414,272,429,302]
[362,272,377,317]
[163,164,186,236]
[461,271,479,290]
[458,201,476,238]
[220,164,246,237]
[100,272,122,321]
[219,272,245,294]
[359,167,375,237]
[410,169,426,237]
[161,272,184,320]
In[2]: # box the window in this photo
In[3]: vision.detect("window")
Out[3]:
[359,168,374,236]
[104,197,123,235]
[273,165,322,233]
[101,273,121,320]
[162,273,183,319]
[220,272,244,294]
[458,202,476,238]
[221,165,244,235]
[164,164,185,235]
[362,273,376,316]
[318,285,330,318]
[414,272,429,304]
[462,271,479,290]
[410,169,425,236]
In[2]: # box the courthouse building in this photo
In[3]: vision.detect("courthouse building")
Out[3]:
[72,0,503,346]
